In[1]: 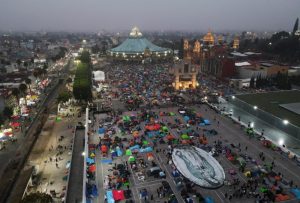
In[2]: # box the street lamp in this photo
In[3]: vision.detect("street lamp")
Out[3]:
[82,152,86,156]
[253,106,257,110]
[283,120,289,125]
[231,96,235,99]
[278,139,284,146]
[250,122,254,128]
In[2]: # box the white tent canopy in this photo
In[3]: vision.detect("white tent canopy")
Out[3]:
[93,71,105,82]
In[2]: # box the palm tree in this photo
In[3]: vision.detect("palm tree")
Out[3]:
[25,78,32,94]
[19,83,28,106]
[12,88,20,106]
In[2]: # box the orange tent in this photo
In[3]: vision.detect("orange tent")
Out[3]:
[133,131,139,138]
[166,134,175,140]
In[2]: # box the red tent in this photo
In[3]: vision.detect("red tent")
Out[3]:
[88,164,96,173]
[101,145,108,153]
[112,190,125,201]
[10,122,21,128]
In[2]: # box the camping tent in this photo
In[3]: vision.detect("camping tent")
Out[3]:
[106,190,115,203]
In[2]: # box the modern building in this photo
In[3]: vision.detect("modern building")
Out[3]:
[107,27,173,62]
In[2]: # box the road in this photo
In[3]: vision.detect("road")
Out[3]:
[219,102,300,156]
[0,58,73,203]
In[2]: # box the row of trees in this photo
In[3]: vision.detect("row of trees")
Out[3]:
[249,72,291,90]
[73,51,92,101]
[239,18,300,64]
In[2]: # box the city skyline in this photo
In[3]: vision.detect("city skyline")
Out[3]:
[0,0,299,32]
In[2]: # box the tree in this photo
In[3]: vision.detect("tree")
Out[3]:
[79,51,91,64]
[19,83,28,106]
[43,63,48,70]
[66,78,72,83]
[249,76,255,88]
[57,89,72,103]
[3,106,13,119]
[293,18,299,35]
[21,192,53,203]
[12,88,20,105]
[25,78,32,94]
[91,44,100,54]
[16,59,21,67]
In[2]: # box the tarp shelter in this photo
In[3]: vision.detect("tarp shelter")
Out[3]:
[129,145,140,151]
[125,149,132,156]
[106,190,115,203]
[139,147,153,153]
[112,190,125,201]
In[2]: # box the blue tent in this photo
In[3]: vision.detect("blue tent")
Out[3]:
[86,157,95,165]
[98,128,105,134]
[204,119,211,125]
[183,116,190,122]
[92,184,98,196]
[204,197,214,203]
[116,147,123,157]
[106,190,115,203]
[129,145,140,151]
[291,188,300,199]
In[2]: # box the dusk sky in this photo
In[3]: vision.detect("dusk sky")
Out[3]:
[0,0,299,32]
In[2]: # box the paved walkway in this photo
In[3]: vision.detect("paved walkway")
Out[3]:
[90,104,300,203]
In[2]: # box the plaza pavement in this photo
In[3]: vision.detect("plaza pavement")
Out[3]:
[89,104,300,203]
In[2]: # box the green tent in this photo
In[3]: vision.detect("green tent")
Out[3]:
[181,134,190,140]
[128,156,135,163]
[123,116,131,122]
[169,112,175,116]
[56,117,62,122]
[125,149,132,156]
[162,126,168,132]
[260,187,268,193]
[142,140,149,145]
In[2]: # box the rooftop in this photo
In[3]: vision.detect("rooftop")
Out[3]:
[109,27,171,54]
